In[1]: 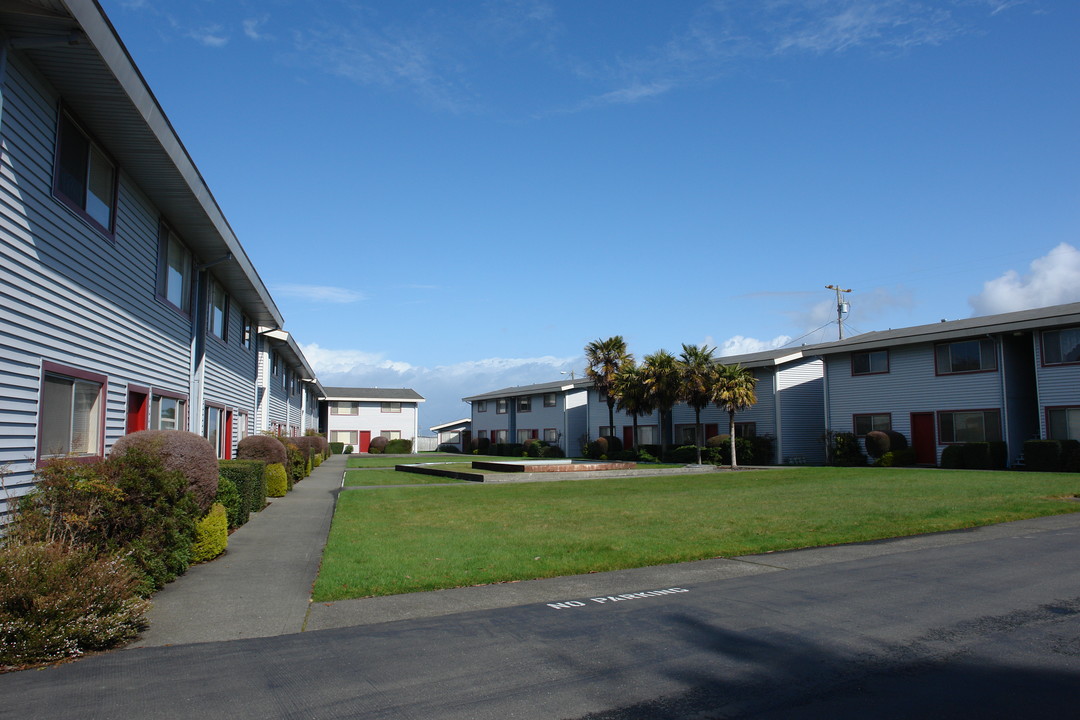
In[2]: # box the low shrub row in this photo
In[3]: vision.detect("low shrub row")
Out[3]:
[1023,439,1080,472]
[940,441,1008,470]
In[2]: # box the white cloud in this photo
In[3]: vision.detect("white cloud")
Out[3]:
[274,284,365,304]
[188,24,228,47]
[969,243,1080,315]
[717,335,794,357]
[301,344,578,426]
[243,17,274,41]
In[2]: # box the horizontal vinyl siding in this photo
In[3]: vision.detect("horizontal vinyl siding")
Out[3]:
[0,54,191,515]
[826,342,1003,461]
[203,301,256,413]
[1034,330,1080,437]
[670,368,777,439]
[776,358,825,464]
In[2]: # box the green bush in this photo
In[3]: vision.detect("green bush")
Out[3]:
[265,463,288,498]
[874,448,917,467]
[940,444,965,469]
[544,445,566,458]
[344,444,354,454]
[961,442,993,470]
[470,437,492,454]
[384,438,413,454]
[0,542,151,667]
[330,441,345,455]
[236,435,288,467]
[705,437,755,466]
[1023,440,1062,471]
[825,431,867,466]
[214,476,242,529]
[705,434,727,448]
[436,443,461,453]
[608,450,637,461]
[282,442,304,486]
[368,436,389,454]
[219,459,266,519]
[110,430,219,513]
[665,445,700,464]
[989,441,1008,470]
[493,443,524,457]
[587,436,623,459]
[192,503,228,563]
[1063,440,1080,473]
[11,451,199,593]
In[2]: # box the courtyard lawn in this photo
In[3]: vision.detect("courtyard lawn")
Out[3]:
[312,467,1080,601]
[344,469,470,486]
[346,454,502,468]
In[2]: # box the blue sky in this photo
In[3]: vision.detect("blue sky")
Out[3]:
[101,0,1080,427]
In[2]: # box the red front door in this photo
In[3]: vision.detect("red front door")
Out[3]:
[359,431,371,453]
[223,410,233,459]
[911,413,936,465]
[623,426,634,449]
[126,392,148,434]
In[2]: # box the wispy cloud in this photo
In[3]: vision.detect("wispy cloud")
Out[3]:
[184,23,228,48]
[274,284,365,304]
[243,17,274,42]
[969,243,1080,315]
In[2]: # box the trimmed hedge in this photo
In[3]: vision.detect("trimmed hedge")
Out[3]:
[192,503,228,563]
[941,441,1009,469]
[330,441,345,455]
[237,435,288,467]
[384,438,413,454]
[470,437,492,454]
[344,444,354,454]
[436,443,461,453]
[266,463,288,497]
[110,430,219,512]
[219,459,267,519]
[1024,439,1080,472]
[214,476,242,529]
[874,448,917,467]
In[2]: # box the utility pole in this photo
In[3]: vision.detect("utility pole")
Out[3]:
[825,284,852,340]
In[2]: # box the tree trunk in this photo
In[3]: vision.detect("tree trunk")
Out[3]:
[695,407,703,464]
[729,410,738,470]
[607,400,615,439]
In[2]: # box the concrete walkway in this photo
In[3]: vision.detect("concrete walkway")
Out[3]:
[131,453,347,647]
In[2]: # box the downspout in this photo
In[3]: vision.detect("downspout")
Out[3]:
[771,367,782,464]
[1032,332,1043,439]
[189,269,208,435]
[822,356,832,464]
[995,334,1009,463]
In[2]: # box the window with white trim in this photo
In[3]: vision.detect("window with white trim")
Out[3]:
[150,394,186,431]
[40,366,105,458]
[204,405,224,458]
[55,111,116,234]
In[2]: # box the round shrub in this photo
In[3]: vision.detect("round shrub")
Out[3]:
[192,503,228,563]
[437,443,461,453]
[587,437,608,459]
[344,444,354,455]
[706,434,728,448]
[111,430,219,512]
[292,436,321,462]
[330,441,345,455]
[265,463,288,497]
[237,435,288,466]
[940,444,964,469]
[885,431,908,451]
[0,541,151,666]
[471,437,491,454]
[368,436,389,454]
[602,435,623,453]
[282,442,304,484]
[864,431,890,459]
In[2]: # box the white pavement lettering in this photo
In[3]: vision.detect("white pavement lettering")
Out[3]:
[546,587,689,609]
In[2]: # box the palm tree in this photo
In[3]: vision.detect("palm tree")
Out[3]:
[711,364,758,469]
[585,336,631,439]
[612,361,653,452]
[641,350,681,460]
[679,343,717,464]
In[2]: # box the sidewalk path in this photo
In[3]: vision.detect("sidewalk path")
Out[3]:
[131,453,347,647]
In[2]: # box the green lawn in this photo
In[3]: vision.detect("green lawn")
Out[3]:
[344,469,470,486]
[345,454,502,468]
[312,467,1080,601]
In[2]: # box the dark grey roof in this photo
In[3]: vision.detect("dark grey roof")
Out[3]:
[322,387,425,402]
[463,378,591,403]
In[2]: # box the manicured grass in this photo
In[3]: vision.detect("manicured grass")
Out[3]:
[312,467,1080,601]
[346,454,502,468]
[344,469,469,486]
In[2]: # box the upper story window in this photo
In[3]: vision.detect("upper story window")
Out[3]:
[271,351,280,376]
[209,279,228,341]
[241,315,253,349]
[851,350,888,376]
[496,399,508,414]
[331,401,359,415]
[1042,327,1080,365]
[381,402,401,413]
[158,229,192,313]
[935,339,997,375]
[518,397,531,412]
[543,393,557,407]
[55,110,117,236]
[39,363,105,460]
[476,400,487,413]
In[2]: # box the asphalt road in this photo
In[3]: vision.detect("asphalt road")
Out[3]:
[3,514,1079,719]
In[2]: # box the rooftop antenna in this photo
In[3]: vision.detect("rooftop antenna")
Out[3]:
[825,285,852,340]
